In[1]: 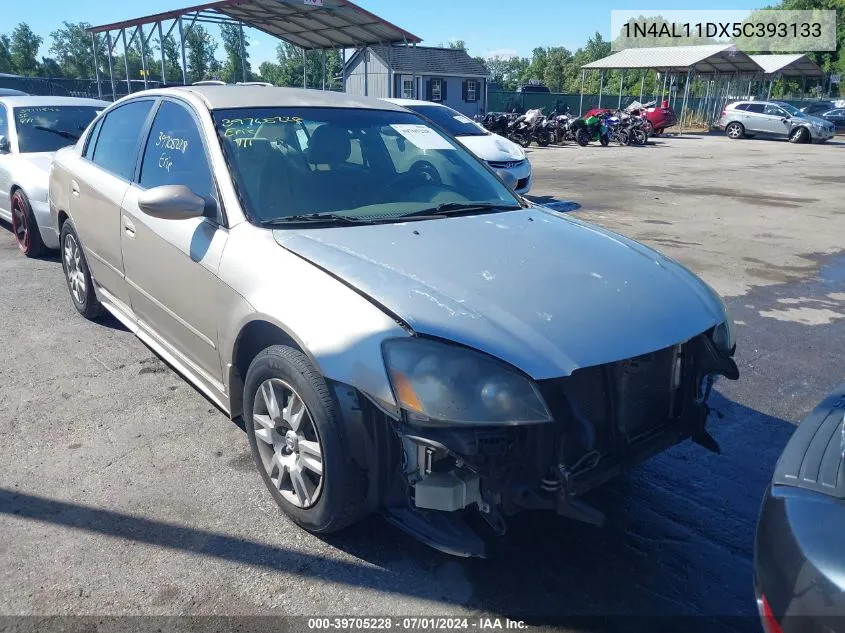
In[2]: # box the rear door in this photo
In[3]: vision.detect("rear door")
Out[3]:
[741,103,766,132]
[120,98,228,388]
[71,99,155,309]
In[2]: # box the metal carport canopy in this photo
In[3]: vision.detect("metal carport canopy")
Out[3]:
[582,44,764,74]
[87,0,422,49]
[749,54,823,78]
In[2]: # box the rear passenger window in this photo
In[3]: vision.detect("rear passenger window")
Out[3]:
[139,101,216,206]
[0,105,8,140]
[745,104,765,114]
[83,117,103,159]
[733,104,748,111]
[92,100,154,180]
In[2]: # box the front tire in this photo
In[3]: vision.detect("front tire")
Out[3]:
[576,129,590,146]
[725,122,745,139]
[10,190,45,258]
[789,127,809,144]
[60,220,104,320]
[244,345,369,534]
[631,129,647,145]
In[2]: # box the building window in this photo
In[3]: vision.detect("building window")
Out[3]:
[467,80,477,102]
[430,79,442,102]
[402,77,414,99]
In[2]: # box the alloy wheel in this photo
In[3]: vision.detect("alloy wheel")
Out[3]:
[252,378,324,509]
[63,233,86,305]
[726,123,742,139]
[11,196,29,252]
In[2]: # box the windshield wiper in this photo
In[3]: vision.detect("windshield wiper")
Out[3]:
[262,212,373,226]
[401,202,523,219]
[33,126,80,141]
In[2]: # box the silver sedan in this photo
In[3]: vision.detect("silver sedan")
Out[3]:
[49,86,737,556]
[0,95,106,256]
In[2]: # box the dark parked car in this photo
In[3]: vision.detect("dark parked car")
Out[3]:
[754,384,845,633]
[0,88,29,97]
[800,101,836,117]
[819,108,845,129]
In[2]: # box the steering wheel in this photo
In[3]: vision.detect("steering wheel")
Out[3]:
[407,160,442,185]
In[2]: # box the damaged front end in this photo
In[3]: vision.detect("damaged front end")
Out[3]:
[381,331,738,557]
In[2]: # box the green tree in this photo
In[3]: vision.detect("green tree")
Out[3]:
[0,34,13,73]
[543,47,572,93]
[447,40,466,50]
[10,23,42,76]
[185,25,217,82]
[485,55,529,91]
[153,33,182,84]
[50,21,106,79]
[40,56,62,77]
[267,43,341,88]
[219,23,251,83]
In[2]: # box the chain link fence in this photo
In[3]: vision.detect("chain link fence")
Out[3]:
[0,76,165,101]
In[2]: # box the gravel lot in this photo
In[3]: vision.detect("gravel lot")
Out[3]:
[1,133,843,629]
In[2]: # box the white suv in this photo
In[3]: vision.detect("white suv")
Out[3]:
[718,100,834,143]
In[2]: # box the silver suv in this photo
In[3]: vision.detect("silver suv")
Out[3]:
[718,100,834,143]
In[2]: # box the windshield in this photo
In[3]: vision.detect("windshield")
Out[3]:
[213,107,520,225]
[13,106,101,153]
[406,105,488,137]
[777,102,804,117]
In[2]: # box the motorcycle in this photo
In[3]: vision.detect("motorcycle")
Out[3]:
[572,114,609,146]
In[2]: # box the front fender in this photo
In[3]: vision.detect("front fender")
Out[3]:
[218,223,410,415]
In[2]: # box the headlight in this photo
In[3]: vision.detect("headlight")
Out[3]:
[382,338,552,426]
[712,318,735,355]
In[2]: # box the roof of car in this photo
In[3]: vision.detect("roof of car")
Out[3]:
[136,85,408,112]
[381,98,444,108]
[0,95,108,108]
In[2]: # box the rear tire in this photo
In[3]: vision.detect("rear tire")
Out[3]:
[10,190,45,258]
[789,127,809,144]
[244,345,370,534]
[599,134,609,147]
[576,129,590,146]
[60,220,104,320]
[631,129,647,145]
[725,122,745,139]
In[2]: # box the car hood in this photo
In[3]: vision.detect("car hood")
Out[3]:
[456,133,525,162]
[273,209,726,379]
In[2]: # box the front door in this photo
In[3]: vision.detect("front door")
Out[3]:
[762,103,793,136]
[120,99,228,390]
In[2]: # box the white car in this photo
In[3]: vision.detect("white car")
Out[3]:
[0,95,107,256]
[382,98,532,194]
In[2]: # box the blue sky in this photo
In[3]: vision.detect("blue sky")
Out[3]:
[10,0,769,67]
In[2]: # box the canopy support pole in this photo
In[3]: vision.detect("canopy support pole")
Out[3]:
[618,70,624,109]
[639,72,645,102]
[157,21,166,85]
[578,70,585,116]
[322,48,327,90]
[767,77,774,101]
[91,32,102,99]
[302,48,306,88]
[121,28,131,96]
[801,75,806,101]
[105,31,116,100]
[178,17,188,85]
[661,71,668,103]
[363,46,368,95]
[386,43,392,97]
[138,26,149,89]
[679,69,692,134]
[597,70,604,108]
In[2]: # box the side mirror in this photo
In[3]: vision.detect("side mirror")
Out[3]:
[138,185,206,220]
[0,135,10,153]
[494,168,518,189]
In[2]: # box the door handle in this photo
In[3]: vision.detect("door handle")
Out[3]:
[122,216,136,238]
[71,180,80,197]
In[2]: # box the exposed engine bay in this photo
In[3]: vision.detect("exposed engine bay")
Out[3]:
[379,332,739,557]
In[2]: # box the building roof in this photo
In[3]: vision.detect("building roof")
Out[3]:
[749,54,824,77]
[364,46,490,77]
[88,0,421,49]
[123,85,409,111]
[583,44,763,74]
[0,96,109,107]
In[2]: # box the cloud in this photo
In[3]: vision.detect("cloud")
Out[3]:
[484,48,519,60]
